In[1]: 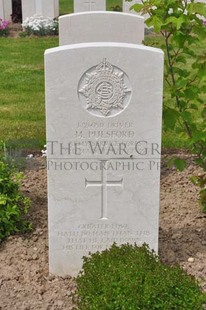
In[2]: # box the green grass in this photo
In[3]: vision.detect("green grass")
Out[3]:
[0,5,204,151]
[0,37,58,148]
[0,35,200,151]
[0,35,191,151]
[59,0,73,15]
[1,0,123,151]
[106,0,122,11]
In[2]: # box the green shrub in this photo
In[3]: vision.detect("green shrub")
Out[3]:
[110,5,122,11]
[76,243,206,310]
[0,159,31,241]
[190,174,206,212]
[131,0,206,211]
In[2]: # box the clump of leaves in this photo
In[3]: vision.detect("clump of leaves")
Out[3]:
[76,243,206,310]
[190,174,206,212]
[129,0,206,210]
[110,5,122,12]
[0,158,31,241]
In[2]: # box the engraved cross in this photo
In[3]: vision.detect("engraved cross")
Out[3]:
[85,162,123,220]
[84,0,96,10]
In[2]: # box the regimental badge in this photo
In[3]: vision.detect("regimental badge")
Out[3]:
[78,59,132,117]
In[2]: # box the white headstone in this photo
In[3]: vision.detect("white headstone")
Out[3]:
[45,16,163,277]
[22,0,59,21]
[35,0,42,15]
[22,0,37,20]
[123,0,137,14]
[0,0,12,21]
[59,12,144,46]
[123,0,150,25]
[74,0,106,13]
[43,0,59,19]
[54,0,59,17]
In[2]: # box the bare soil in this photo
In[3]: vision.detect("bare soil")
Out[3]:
[0,154,205,310]
[8,23,22,38]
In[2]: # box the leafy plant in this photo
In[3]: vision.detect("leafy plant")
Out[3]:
[129,0,206,210]
[76,243,206,309]
[0,18,10,37]
[190,174,206,212]
[22,15,58,36]
[0,158,31,241]
[110,5,122,12]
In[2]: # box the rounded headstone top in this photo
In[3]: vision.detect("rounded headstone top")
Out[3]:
[59,12,144,46]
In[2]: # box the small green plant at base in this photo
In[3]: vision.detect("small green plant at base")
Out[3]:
[110,5,122,12]
[75,243,206,310]
[190,174,206,212]
[0,158,31,241]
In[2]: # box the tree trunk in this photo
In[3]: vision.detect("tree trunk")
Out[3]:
[12,0,22,23]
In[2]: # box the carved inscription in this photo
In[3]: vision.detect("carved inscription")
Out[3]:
[58,224,151,251]
[78,59,132,117]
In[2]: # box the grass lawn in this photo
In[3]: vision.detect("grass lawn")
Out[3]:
[59,0,73,15]
[1,2,204,152]
[0,35,194,151]
[0,37,58,148]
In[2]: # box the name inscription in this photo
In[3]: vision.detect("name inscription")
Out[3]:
[57,224,150,251]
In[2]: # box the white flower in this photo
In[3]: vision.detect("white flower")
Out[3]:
[41,150,47,157]
[26,154,34,159]
[22,15,58,35]
[41,144,47,157]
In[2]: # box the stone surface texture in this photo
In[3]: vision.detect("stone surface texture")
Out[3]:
[0,0,12,20]
[74,0,106,13]
[59,12,144,46]
[45,40,163,276]
[22,0,59,21]
[123,0,150,25]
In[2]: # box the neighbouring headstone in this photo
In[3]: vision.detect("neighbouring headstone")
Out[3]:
[74,0,106,13]
[123,0,150,25]
[59,12,144,46]
[45,13,164,277]
[21,0,59,21]
[123,0,138,14]
[0,0,12,20]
